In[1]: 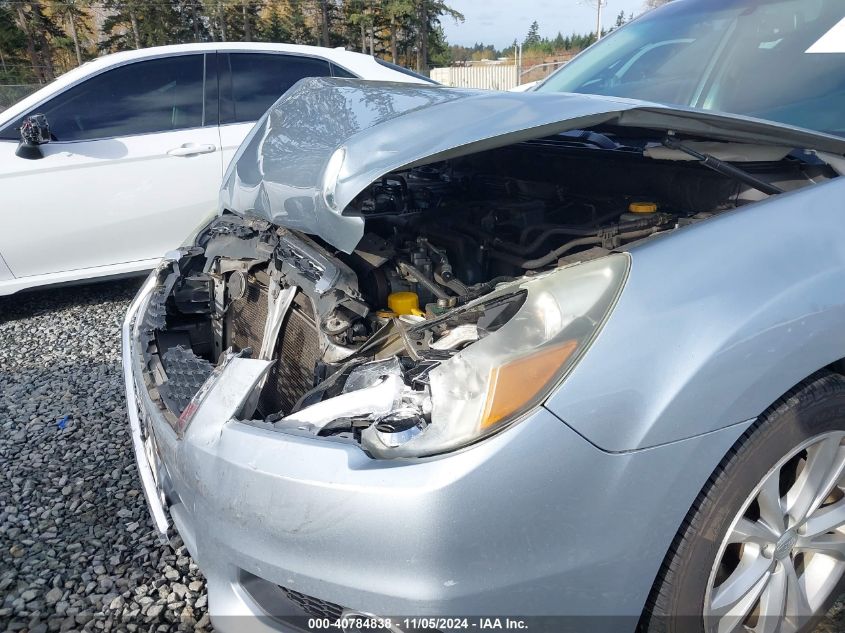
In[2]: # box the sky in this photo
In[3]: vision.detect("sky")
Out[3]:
[441,0,648,49]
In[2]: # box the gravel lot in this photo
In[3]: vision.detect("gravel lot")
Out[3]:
[0,280,210,632]
[1,279,845,632]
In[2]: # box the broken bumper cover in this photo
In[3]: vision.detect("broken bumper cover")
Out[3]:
[122,273,170,538]
[122,274,749,632]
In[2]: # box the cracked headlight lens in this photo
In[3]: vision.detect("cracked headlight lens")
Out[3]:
[363,253,630,458]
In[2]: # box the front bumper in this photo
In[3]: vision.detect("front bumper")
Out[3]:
[122,277,751,633]
[121,274,169,537]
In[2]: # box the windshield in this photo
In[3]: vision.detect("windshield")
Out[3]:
[537,0,845,136]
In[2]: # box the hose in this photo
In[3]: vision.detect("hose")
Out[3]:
[455,212,620,254]
[500,215,666,256]
[490,227,661,270]
[517,207,619,243]
[461,275,517,302]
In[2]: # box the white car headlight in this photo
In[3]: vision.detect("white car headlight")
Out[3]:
[362,253,630,458]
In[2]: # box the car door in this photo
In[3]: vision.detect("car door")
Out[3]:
[0,52,221,279]
[217,52,334,171]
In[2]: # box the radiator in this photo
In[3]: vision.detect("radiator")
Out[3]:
[227,277,321,416]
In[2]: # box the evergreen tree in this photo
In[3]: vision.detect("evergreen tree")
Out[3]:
[11,1,64,82]
[53,0,92,66]
[523,20,540,48]
[0,2,28,81]
[286,0,313,44]
[614,10,626,28]
[100,0,182,51]
[414,0,462,73]
[259,4,291,42]
[383,0,414,63]
[0,0,470,91]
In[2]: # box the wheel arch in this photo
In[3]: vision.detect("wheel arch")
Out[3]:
[638,367,845,631]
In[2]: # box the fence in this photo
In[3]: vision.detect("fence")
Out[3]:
[430,58,570,91]
[0,84,41,112]
[430,65,518,91]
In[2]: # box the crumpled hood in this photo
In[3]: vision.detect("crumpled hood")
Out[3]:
[220,77,845,253]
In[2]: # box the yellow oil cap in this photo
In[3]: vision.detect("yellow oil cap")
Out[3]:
[629,202,658,214]
[387,292,425,317]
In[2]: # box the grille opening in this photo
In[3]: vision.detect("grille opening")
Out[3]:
[239,571,443,633]
[239,570,346,629]
[226,275,322,418]
[279,585,345,620]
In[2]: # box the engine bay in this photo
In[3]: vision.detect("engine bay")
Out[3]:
[136,133,838,456]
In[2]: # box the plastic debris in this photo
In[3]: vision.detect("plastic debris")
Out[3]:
[57,414,72,430]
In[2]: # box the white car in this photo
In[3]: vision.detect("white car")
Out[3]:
[0,43,431,296]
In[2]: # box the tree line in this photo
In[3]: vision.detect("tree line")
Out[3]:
[1,0,672,86]
[449,11,635,65]
[0,0,464,84]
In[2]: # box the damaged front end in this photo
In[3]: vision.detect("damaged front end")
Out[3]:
[130,213,628,460]
[127,80,842,461]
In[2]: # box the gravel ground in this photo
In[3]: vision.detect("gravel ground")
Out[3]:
[0,280,211,632]
[1,279,845,633]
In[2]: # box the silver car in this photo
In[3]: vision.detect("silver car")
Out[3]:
[123,0,845,631]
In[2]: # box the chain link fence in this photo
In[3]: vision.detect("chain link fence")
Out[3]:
[0,84,41,112]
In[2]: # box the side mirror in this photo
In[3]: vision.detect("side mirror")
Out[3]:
[16,113,51,160]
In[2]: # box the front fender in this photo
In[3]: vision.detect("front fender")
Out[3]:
[546,177,845,452]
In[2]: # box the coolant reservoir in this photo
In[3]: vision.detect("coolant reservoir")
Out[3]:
[387,292,425,317]
[620,201,658,223]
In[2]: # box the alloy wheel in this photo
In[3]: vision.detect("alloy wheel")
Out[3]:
[704,431,845,633]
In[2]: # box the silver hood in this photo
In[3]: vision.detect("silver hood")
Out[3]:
[220,77,845,253]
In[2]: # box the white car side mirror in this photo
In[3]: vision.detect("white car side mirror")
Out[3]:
[16,113,51,160]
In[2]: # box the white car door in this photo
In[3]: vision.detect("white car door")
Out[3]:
[0,53,221,279]
[217,52,336,171]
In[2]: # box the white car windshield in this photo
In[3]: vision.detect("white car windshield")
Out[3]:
[537,0,845,137]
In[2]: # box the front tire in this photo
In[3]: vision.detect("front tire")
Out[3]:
[642,372,845,633]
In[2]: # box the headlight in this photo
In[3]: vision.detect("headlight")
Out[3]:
[362,253,630,458]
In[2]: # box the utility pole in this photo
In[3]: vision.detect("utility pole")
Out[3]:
[595,0,605,41]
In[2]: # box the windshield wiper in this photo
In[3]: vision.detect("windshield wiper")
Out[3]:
[663,137,784,196]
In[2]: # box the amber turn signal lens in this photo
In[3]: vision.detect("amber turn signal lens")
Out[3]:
[480,339,579,429]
